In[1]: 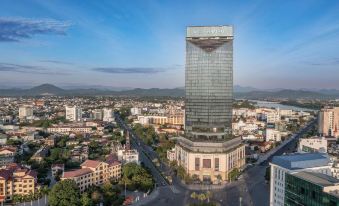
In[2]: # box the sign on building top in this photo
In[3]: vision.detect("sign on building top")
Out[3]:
[186,26,233,38]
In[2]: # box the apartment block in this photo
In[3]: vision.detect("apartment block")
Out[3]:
[318,107,339,137]
[0,164,38,201]
[61,158,121,192]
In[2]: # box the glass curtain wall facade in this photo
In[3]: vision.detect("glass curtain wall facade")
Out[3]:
[285,173,339,206]
[185,26,233,141]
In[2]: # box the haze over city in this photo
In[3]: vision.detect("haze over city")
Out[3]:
[1,0,339,89]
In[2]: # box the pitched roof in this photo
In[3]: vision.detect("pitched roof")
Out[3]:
[105,154,121,166]
[0,147,17,153]
[271,153,329,170]
[63,168,92,178]
[26,170,38,178]
[0,169,12,180]
[80,160,101,168]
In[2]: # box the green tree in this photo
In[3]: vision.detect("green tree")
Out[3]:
[80,192,93,206]
[176,165,186,180]
[48,180,81,206]
[120,163,154,192]
[228,168,240,181]
[91,190,101,204]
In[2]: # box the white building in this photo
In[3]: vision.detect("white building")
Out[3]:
[266,128,282,142]
[103,108,114,122]
[266,111,280,124]
[117,148,139,164]
[65,106,82,122]
[298,136,328,153]
[279,109,293,117]
[136,116,150,125]
[92,109,103,120]
[167,148,176,162]
[131,107,141,116]
[19,106,33,119]
[269,153,332,206]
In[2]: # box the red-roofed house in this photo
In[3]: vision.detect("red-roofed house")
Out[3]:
[61,159,121,192]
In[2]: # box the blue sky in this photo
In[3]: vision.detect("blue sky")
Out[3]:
[1,0,339,89]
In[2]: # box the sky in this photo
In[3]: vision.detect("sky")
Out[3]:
[1,0,339,89]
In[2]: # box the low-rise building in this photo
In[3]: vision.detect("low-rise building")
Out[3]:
[117,148,139,164]
[47,126,92,134]
[266,128,282,142]
[30,147,48,163]
[61,159,121,192]
[51,164,64,177]
[70,145,88,162]
[167,148,176,162]
[298,136,328,153]
[0,147,17,167]
[0,164,38,201]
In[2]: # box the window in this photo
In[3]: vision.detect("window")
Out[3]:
[215,158,219,171]
[195,158,200,171]
[311,191,316,199]
[202,159,211,168]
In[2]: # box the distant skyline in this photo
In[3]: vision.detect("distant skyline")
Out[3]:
[1,0,339,89]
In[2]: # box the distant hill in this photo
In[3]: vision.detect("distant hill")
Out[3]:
[234,89,336,100]
[234,85,259,93]
[0,84,185,97]
[0,84,338,99]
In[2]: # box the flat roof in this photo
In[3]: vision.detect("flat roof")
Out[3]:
[271,153,329,170]
[292,171,339,187]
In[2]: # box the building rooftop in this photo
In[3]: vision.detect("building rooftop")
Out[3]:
[271,153,329,170]
[292,171,339,187]
[81,159,101,168]
[63,168,92,178]
[186,25,233,38]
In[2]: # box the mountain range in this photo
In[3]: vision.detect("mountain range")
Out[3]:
[0,84,339,99]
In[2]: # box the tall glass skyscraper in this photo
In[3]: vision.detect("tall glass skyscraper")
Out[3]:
[185,26,234,142]
[175,26,245,183]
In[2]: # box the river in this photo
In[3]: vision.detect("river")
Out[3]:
[250,100,316,112]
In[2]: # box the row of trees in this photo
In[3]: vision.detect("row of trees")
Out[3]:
[132,123,158,146]
[48,180,125,206]
[119,163,154,192]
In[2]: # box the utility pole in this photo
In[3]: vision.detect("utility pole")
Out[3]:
[239,197,242,206]
[125,182,127,197]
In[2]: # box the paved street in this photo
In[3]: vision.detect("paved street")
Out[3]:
[115,113,168,187]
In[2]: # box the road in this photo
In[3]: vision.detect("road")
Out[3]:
[115,113,316,206]
[115,113,169,187]
[258,119,317,165]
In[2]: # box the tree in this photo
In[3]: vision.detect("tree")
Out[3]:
[80,192,93,206]
[120,163,154,192]
[48,180,81,206]
[91,190,101,204]
[176,165,186,180]
[228,168,240,181]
